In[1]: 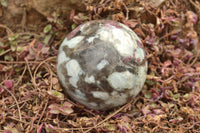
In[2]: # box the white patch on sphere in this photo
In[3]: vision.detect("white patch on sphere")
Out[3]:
[84,75,95,84]
[66,59,83,77]
[120,23,142,42]
[98,28,136,57]
[130,87,140,96]
[119,23,146,60]
[107,71,136,91]
[87,35,99,43]
[68,89,99,109]
[98,30,110,42]
[91,91,109,100]
[56,51,69,87]
[97,59,109,70]
[66,59,84,88]
[57,51,70,65]
[111,28,136,57]
[80,23,89,32]
[74,89,87,101]
[105,91,128,106]
[137,62,147,86]
[119,23,139,38]
[69,77,79,88]
[60,37,68,48]
[88,102,98,107]
[134,48,145,62]
[61,36,84,48]
[67,89,88,101]
[57,67,66,87]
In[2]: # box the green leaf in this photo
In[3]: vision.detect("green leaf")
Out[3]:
[146,80,155,86]
[177,116,183,121]
[104,123,116,131]
[43,24,52,33]
[0,41,4,47]
[45,124,55,132]
[0,0,7,7]
[80,14,88,19]
[17,46,23,53]
[49,109,60,114]
[15,67,21,73]
[57,19,63,27]
[48,104,60,114]
[48,103,73,115]
[192,49,198,54]
[43,34,52,45]
[4,125,19,133]
[0,49,4,54]
[173,94,180,101]
[36,71,42,78]
[21,35,31,40]
[183,93,192,100]
[4,55,13,61]
[63,101,73,107]
[48,103,59,109]
[72,23,77,30]
[47,90,64,100]
[169,116,183,123]
[60,106,73,115]
[10,42,17,51]
[144,91,152,99]
[8,34,19,41]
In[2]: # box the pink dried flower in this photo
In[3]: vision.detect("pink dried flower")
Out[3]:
[4,80,14,89]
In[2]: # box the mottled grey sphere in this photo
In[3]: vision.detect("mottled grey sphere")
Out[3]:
[57,20,147,110]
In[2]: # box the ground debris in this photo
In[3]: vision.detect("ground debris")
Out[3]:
[0,0,200,132]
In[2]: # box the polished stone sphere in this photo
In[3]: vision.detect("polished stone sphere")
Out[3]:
[57,20,147,110]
